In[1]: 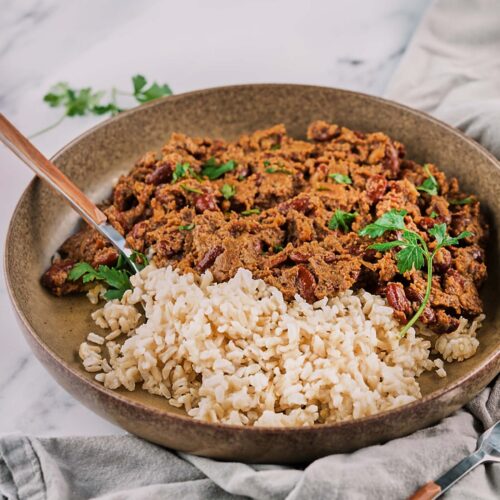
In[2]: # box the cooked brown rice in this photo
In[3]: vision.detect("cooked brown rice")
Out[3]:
[79,265,484,427]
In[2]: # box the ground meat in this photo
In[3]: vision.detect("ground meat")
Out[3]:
[42,121,488,333]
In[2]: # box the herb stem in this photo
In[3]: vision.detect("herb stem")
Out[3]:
[29,114,66,139]
[400,249,434,337]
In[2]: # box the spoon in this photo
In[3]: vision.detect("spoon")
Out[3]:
[0,113,140,273]
[409,420,500,499]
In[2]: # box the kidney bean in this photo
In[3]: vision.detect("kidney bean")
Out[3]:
[420,305,436,324]
[433,247,452,273]
[289,250,311,263]
[365,174,387,203]
[196,246,224,272]
[195,194,218,213]
[93,248,119,267]
[296,265,317,303]
[131,221,149,240]
[145,162,173,185]
[267,251,288,268]
[383,143,400,177]
[419,217,437,231]
[386,283,412,315]
[290,196,312,213]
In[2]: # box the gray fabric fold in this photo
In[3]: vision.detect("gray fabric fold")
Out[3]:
[2,0,499,498]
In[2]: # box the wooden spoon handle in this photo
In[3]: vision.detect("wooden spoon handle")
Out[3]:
[0,113,107,226]
[408,481,442,500]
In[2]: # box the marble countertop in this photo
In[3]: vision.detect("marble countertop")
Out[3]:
[0,0,430,436]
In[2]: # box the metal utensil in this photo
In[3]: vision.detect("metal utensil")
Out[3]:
[0,113,140,273]
[409,420,500,499]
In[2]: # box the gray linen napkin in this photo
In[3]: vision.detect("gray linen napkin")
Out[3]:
[2,0,500,498]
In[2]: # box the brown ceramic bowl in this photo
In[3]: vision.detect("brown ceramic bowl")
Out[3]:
[5,84,500,463]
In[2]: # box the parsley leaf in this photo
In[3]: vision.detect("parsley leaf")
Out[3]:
[68,262,95,281]
[369,240,403,252]
[68,262,131,300]
[130,250,149,270]
[179,223,195,231]
[395,231,426,273]
[430,211,438,219]
[33,75,173,138]
[132,74,172,103]
[241,208,261,216]
[263,161,271,167]
[328,209,358,232]
[358,209,407,238]
[270,144,280,150]
[429,223,471,247]
[172,162,192,182]
[274,245,284,253]
[220,184,236,200]
[417,164,439,196]
[265,167,292,175]
[449,197,474,205]
[329,173,352,184]
[202,159,237,180]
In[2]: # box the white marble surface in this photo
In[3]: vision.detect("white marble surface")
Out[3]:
[0,0,430,436]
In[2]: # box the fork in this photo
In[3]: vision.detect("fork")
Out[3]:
[0,113,140,274]
[410,420,500,499]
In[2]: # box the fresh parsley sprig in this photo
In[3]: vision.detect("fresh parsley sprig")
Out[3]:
[449,197,473,205]
[417,164,439,196]
[265,166,293,175]
[220,184,236,200]
[360,209,471,336]
[328,209,358,232]
[329,173,352,184]
[241,208,261,216]
[32,75,172,138]
[201,158,237,180]
[131,75,172,103]
[68,250,148,300]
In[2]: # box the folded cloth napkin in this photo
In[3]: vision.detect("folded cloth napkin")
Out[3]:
[1,0,499,498]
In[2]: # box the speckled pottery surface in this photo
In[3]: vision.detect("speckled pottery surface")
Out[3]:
[4,84,500,463]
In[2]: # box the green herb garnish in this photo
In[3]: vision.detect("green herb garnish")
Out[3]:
[220,183,236,200]
[241,208,261,216]
[360,209,471,336]
[328,209,358,232]
[417,164,439,196]
[130,250,149,270]
[263,161,271,167]
[181,184,203,194]
[132,74,172,103]
[270,144,280,150]
[430,211,438,219]
[33,75,172,138]
[201,158,237,180]
[449,197,473,205]
[329,173,352,184]
[179,223,195,231]
[68,262,132,300]
[265,167,292,175]
[274,245,284,253]
[172,162,192,183]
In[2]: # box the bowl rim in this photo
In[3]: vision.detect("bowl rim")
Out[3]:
[5,82,500,434]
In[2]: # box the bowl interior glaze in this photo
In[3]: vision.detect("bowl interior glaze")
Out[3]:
[5,84,500,463]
